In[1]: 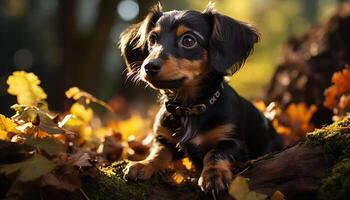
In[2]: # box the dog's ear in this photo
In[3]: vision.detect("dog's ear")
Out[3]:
[203,4,260,74]
[119,3,162,72]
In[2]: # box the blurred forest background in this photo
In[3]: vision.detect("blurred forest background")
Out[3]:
[0,0,346,116]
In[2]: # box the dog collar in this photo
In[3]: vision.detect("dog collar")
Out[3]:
[165,82,224,116]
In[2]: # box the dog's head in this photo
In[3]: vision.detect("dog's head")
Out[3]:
[119,3,259,90]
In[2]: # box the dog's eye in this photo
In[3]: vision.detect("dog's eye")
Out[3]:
[148,33,158,47]
[179,34,197,49]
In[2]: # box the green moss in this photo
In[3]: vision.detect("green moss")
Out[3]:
[317,158,350,200]
[305,115,350,200]
[70,161,150,200]
[306,115,350,158]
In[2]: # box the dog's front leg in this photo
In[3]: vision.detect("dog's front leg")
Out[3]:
[198,139,247,193]
[123,142,173,181]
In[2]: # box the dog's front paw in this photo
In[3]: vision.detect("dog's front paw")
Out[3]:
[123,161,156,181]
[198,166,233,193]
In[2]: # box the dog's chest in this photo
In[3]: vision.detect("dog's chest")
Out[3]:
[158,111,233,150]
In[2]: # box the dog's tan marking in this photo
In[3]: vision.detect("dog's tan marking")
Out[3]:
[176,25,191,37]
[156,51,210,100]
[123,142,173,180]
[152,107,180,145]
[191,124,233,147]
[154,125,180,145]
[152,26,161,35]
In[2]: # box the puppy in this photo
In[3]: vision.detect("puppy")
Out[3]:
[119,3,282,193]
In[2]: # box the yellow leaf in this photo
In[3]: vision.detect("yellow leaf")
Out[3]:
[11,104,65,135]
[7,71,47,105]
[229,176,267,200]
[65,87,113,113]
[65,87,81,99]
[69,103,93,124]
[108,113,147,139]
[0,114,19,140]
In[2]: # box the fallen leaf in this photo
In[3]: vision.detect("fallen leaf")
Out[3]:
[65,87,113,113]
[69,103,93,124]
[11,104,66,134]
[41,172,80,192]
[26,136,66,156]
[0,154,56,182]
[0,114,19,140]
[7,71,47,106]
[229,176,267,200]
[97,131,123,161]
[66,151,92,168]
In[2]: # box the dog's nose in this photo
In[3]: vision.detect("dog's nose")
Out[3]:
[144,61,161,77]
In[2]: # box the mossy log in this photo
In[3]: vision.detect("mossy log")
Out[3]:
[73,116,350,200]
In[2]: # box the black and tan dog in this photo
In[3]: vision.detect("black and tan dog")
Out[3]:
[119,3,282,193]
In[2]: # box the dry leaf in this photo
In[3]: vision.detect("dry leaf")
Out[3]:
[69,102,93,124]
[324,67,350,109]
[0,154,56,182]
[0,114,19,140]
[11,104,66,134]
[26,136,66,156]
[7,71,47,106]
[229,176,267,200]
[65,87,113,113]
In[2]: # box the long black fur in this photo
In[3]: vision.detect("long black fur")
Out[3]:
[119,2,283,192]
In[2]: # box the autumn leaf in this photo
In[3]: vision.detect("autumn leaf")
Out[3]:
[0,114,19,140]
[0,154,56,182]
[26,136,66,156]
[65,151,92,168]
[324,67,350,120]
[65,87,113,113]
[283,103,317,134]
[11,104,66,134]
[108,113,148,140]
[69,102,93,124]
[229,176,267,200]
[7,71,47,106]
[324,67,350,109]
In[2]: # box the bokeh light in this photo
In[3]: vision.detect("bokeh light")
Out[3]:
[117,0,139,21]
